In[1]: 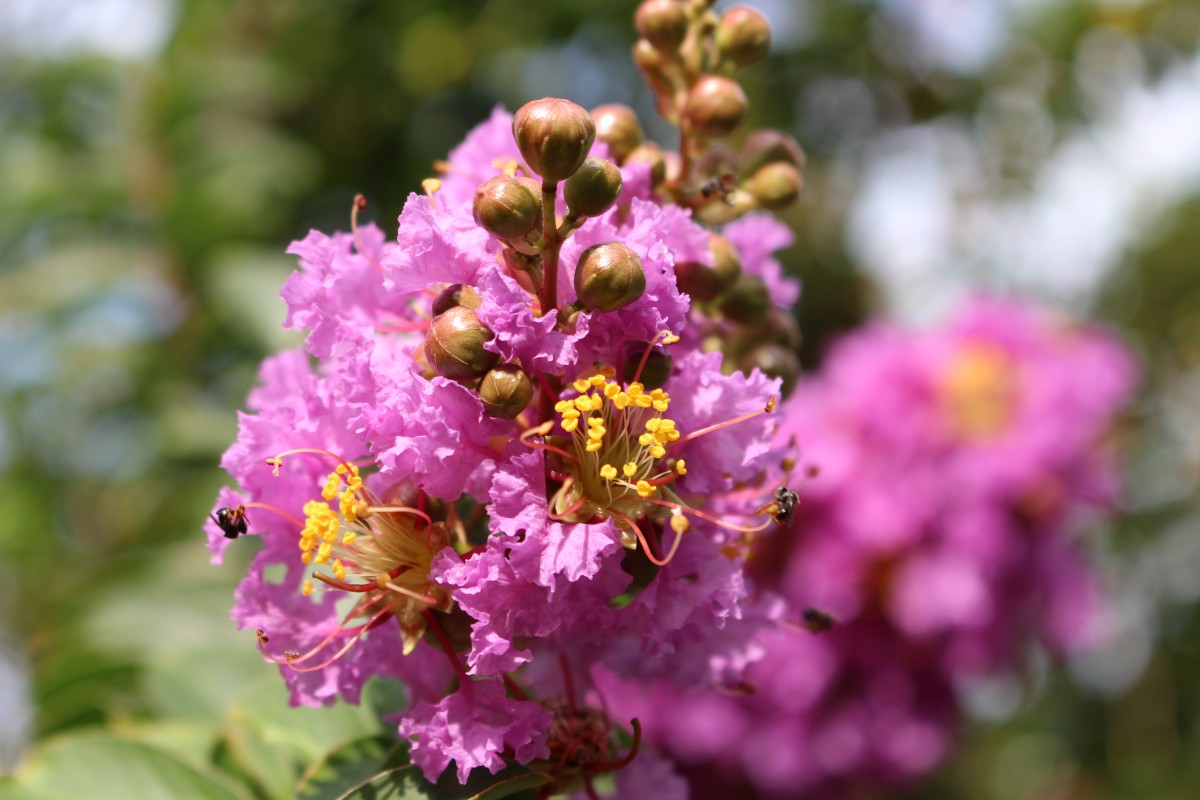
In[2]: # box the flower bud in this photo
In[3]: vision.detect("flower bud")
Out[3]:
[717,272,771,324]
[431,283,483,316]
[747,161,802,209]
[623,344,674,390]
[715,6,771,69]
[424,306,499,382]
[591,104,645,163]
[760,308,802,351]
[478,364,533,419]
[564,158,623,218]
[574,242,646,312]
[684,76,749,139]
[635,0,688,53]
[472,176,541,238]
[739,344,800,396]
[625,143,667,187]
[513,98,596,184]
[676,234,741,302]
[739,129,806,175]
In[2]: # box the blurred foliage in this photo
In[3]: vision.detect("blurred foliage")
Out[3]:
[2,0,1200,797]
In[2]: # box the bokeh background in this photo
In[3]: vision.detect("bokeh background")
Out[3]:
[2,0,1200,797]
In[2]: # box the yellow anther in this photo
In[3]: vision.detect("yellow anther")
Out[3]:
[561,407,581,419]
[652,399,669,412]
[645,418,662,432]
[332,559,347,581]
[604,383,620,399]
[636,480,654,498]
[342,531,357,545]
[650,445,666,459]
[649,388,666,400]
[555,399,573,413]
[613,393,631,410]
[588,416,605,427]
[422,177,443,196]
[667,429,680,441]
[623,462,638,477]
[588,428,605,442]
[634,395,652,408]
[574,396,592,412]
[265,456,283,476]
[586,440,604,452]
[302,579,314,597]
[663,333,680,345]
[317,542,333,563]
[589,374,607,388]
[627,382,644,397]
[599,365,616,378]
[301,551,313,565]
[675,459,687,475]
[600,464,618,480]
[562,417,580,433]
[766,396,778,413]
[322,473,340,501]
[589,395,604,411]
[670,514,690,535]
[573,378,591,393]
[639,433,655,447]
[323,527,339,543]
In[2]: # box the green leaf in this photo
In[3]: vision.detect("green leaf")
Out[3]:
[11,731,252,800]
[464,771,552,800]
[334,765,434,800]
[295,735,406,800]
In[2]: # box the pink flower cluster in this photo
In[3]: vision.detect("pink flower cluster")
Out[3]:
[605,298,1137,797]
[206,106,794,789]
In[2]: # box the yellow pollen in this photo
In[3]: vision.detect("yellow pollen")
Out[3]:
[589,374,607,388]
[663,333,681,345]
[562,417,580,433]
[322,473,340,501]
[332,559,347,581]
[586,440,604,453]
[600,464,618,480]
[639,433,655,447]
[670,514,689,535]
[613,393,631,410]
[645,418,662,432]
[650,445,666,459]
[588,416,605,428]
[588,428,605,442]
[573,378,591,393]
[652,399,669,412]
[623,462,638,477]
[302,579,314,597]
[634,395,652,408]
[627,383,644,397]
[604,383,620,398]
[301,551,313,564]
[342,531,357,545]
[574,396,592,412]
[555,400,573,413]
[636,480,655,498]
[317,542,333,563]
[675,459,687,475]
[422,178,443,196]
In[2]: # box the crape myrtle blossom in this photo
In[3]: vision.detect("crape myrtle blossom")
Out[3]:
[605,296,1137,797]
[206,94,792,790]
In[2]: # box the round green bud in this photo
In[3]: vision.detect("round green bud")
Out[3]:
[739,343,800,396]
[623,344,674,390]
[625,143,667,187]
[478,364,534,419]
[635,0,688,53]
[564,157,623,218]
[716,6,771,69]
[431,283,483,316]
[574,242,646,312]
[512,98,596,184]
[591,104,645,163]
[717,272,771,324]
[676,234,742,302]
[747,161,802,209]
[684,76,749,139]
[739,129,806,175]
[425,306,499,382]
[472,176,541,238]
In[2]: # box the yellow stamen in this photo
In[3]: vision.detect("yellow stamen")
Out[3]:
[600,465,618,480]
[623,462,638,477]
[675,459,687,476]
[636,480,654,498]
[670,514,689,535]
[302,580,314,597]
[573,378,591,393]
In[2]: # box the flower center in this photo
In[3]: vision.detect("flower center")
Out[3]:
[940,344,1017,439]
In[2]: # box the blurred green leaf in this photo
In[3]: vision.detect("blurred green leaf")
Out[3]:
[295,735,405,800]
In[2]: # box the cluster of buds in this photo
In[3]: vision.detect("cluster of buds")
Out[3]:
[616,0,805,222]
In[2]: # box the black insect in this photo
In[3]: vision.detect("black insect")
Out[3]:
[758,486,799,525]
[801,607,835,634]
[211,505,249,539]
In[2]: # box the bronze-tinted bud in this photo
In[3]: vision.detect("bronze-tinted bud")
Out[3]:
[739,343,800,396]
[635,0,688,53]
[478,364,534,419]
[717,272,771,324]
[623,344,674,390]
[564,157,623,218]
[512,98,596,184]
[574,242,646,312]
[716,6,771,69]
[740,129,806,175]
[473,176,541,238]
[747,161,802,209]
[625,143,667,187]
[425,306,499,382]
[431,283,482,316]
[684,76,749,139]
[676,234,742,302]
[591,104,645,163]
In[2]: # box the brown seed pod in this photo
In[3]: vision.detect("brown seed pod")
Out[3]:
[424,306,499,382]
[513,98,596,184]
[478,364,534,419]
[684,76,749,139]
[564,157,623,218]
[591,104,645,163]
[574,242,646,312]
[472,176,541,238]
